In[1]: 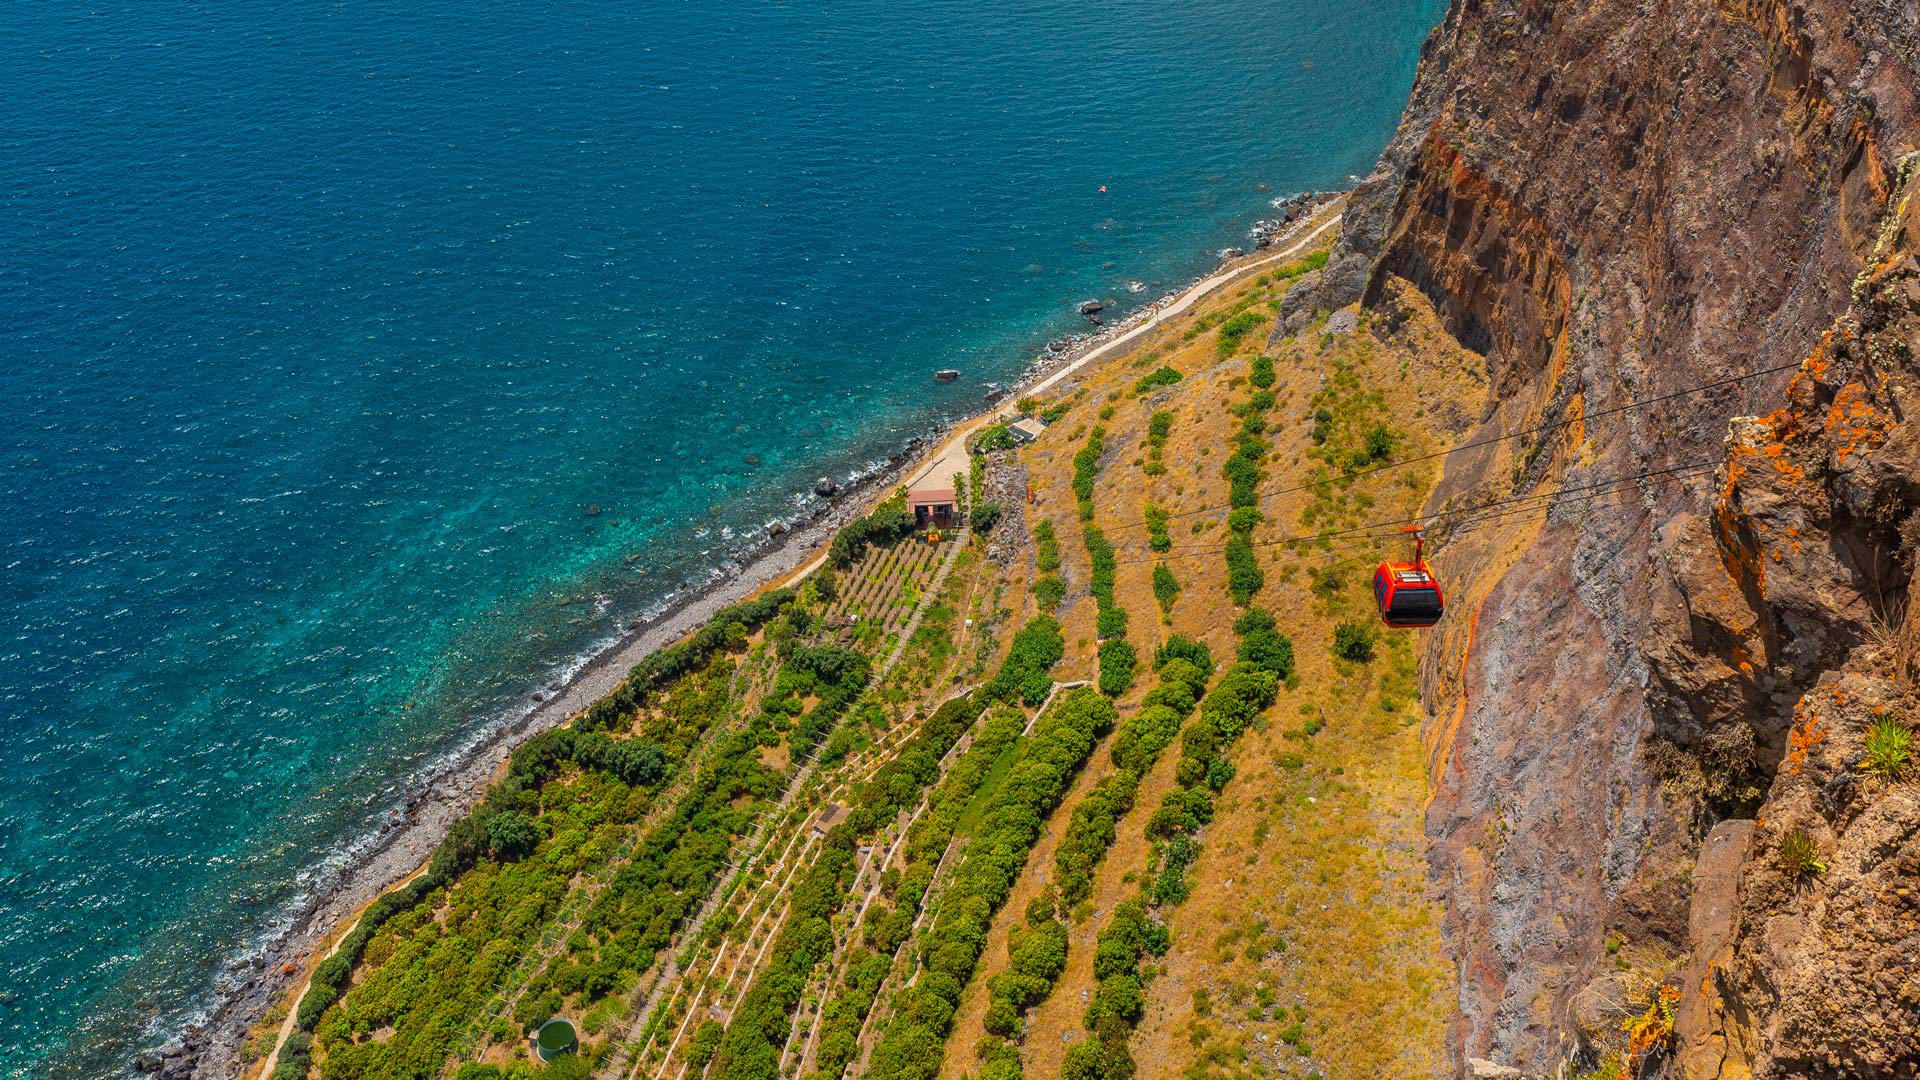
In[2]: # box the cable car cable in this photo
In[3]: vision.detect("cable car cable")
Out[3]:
[1085,360,1798,534]
[1104,458,1720,566]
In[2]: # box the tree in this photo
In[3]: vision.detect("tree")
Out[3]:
[485,810,540,860]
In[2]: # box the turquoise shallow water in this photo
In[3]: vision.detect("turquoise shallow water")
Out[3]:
[0,0,1441,1074]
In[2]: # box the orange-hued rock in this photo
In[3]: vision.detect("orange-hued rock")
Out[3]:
[1306,0,1920,1074]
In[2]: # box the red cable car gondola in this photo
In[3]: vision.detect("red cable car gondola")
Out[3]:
[1374,526,1444,628]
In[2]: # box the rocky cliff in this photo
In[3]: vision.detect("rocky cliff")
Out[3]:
[1291,1,1920,1075]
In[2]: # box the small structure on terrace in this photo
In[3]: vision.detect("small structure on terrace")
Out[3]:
[906,487,956,529]
[1008,416,1046,444]
[813,803,850,837]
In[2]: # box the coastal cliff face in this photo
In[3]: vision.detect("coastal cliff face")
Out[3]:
[1299,0,1920,1075]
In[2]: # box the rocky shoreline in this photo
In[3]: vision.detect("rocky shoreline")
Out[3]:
[153,191,1340,1080]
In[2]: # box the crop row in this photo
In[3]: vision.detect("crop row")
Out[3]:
[294,599,863,1080]
[1064,355,1296,1080]
[980,638,1216,1074]
[862,686,1119,1080]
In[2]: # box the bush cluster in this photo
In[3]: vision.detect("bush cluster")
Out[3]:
[864,689,1117,1080]
[1072,426,1106,520]
[827,492,915,569]
[1063,898,1169,1080]
[1221,393,1268,605]
[1332,620,1377,661]
[807,704,1027,1080]
[1134,366,1183,393]
[1032,519,1065,613]
[707,690,984,1080]
[974,642,1211,1065]
[985,615,1065,706]
[305,600,868,1079]
[578,589,795,732]
[1145,505,1171,552]
[1215,311,1268,356]
[1151,564,1180,613]
[1144,410,1173,476]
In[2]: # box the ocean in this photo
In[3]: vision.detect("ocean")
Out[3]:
[0,0,1442,1074]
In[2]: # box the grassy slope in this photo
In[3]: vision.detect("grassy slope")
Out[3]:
[929,250,1485,1080]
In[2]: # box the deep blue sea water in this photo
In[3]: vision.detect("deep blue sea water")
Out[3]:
[0,1,1441,1074]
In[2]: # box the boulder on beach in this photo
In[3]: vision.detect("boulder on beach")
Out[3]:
[1079,300,1103,316]
[933,368,960,382]
[813,477,840,497]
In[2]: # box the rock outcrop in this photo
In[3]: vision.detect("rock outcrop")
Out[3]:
[1321,0,1920,1075]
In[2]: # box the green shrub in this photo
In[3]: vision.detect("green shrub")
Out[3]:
[686,1021,725,1068]
[1779,827,1825,879]
[1034,519,1061,573]
[1145,505,1172,552]
[1238,628,1295,680]
[1152,564,1180,612]
[1332,621,1377,661]
[1135,366,1184,393]
[1098,638,1137,697]
[974,424,1018,453]
[1154,636,1213,676]
[484,810,540,861]
[1863,717,1912,779]
[1072,428,1107,516]
[987,615,1066,704]
[1147,411,1174,445]
[1363,424,1396,462]
[971,501,1004,533]
[1216,312,1267,356]
[1035,576,1066,612]
[1225,534,1263,605]
[864,690,1115,1080]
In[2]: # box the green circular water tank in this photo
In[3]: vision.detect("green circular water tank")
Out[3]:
[534,1018,577,1062]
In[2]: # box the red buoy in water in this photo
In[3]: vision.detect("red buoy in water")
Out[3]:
[1373,526,1444,628]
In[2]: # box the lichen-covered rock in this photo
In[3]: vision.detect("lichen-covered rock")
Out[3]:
[1716,674,1920,1077]
[1326,0,1920,1074]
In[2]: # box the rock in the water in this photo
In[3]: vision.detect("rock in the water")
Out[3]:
[934,368,960,382]
[813,477,840,497]
[1079,300,1103,316]
[767,521,788,538]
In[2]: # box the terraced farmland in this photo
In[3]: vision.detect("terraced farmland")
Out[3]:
[260,214,1468,1080]
[822,534,950,638]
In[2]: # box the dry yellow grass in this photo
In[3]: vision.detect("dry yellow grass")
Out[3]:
[923,249,1491,1080]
